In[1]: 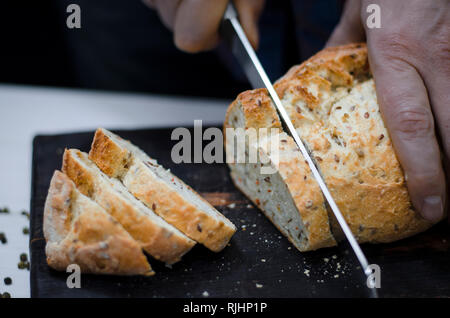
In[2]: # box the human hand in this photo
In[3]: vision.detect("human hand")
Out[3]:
[143,0,265,53]
[327,0,450,222]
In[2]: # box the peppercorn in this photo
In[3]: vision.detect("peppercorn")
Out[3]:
[0,233,7,244]
[4,277,12,285]
[18,261,27,270]
[0,207,10,213]
[22,227,29,235]
[20,253,28,262]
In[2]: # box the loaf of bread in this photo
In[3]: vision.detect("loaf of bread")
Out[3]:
[44,171,154,275]
[89,128,237,252]
[225,43,440,251]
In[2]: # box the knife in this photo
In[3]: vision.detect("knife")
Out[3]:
[220,2,375,286]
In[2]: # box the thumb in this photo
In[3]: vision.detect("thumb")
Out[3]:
[234,0,265,50]
[326,0,365,47]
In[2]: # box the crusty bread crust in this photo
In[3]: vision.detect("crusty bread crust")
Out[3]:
[89,128,236,252]
[225,43,438,247]
[89,129,130,179]
[44,171,153,276]
[62,149,195,264]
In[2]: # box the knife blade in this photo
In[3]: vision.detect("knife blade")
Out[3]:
[221,2,374,283]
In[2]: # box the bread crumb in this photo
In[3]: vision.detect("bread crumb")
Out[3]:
[202,291,209,297]
[256,283,263,288]
[334,274,339,278]
[323,258,329,263]
[227,203,236,209]
[246,204,253,209]
[261,259,266,263]
[304,269,310,277]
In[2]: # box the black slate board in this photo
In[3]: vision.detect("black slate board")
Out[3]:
[30,128,450,298]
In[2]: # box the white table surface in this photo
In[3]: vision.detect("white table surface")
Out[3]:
[0,84,229,298]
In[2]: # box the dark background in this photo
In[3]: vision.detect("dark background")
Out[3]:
[0,1,342,98]
[0,2,75,88]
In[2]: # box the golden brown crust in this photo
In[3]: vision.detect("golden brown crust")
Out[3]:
[62,149,195,264]
[225,43,438,247]
[44,171,153,276]
[224,88,282,134]
[89,129,130,178]
[89,128,236,252]
[276,43,369,97]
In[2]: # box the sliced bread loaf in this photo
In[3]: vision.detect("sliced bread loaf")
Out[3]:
[224,89,336,251]
[44,170,153,276]
[62,148,196,264]
[225,43,437,249]
[89,128,237,252]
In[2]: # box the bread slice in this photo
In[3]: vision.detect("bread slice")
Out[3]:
[62,149,196,264]
[225,43,437,248]
[224,89,336,251]
[89,128,237,252]
[44,171,153,276]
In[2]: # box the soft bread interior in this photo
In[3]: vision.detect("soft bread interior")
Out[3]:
[65,149,193,243]
[230,133,311,250]
[43,171,153,275]
[101,128,236,230]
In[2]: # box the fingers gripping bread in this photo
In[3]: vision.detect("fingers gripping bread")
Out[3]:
[62,149,195,264]
[224,89,336,251]
[89,128,236,252]
[44,171,153,276]
[225,43,437,248]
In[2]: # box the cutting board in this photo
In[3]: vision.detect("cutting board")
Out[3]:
[30,128,450,298]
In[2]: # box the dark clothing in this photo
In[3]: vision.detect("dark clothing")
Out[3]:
[0,1,342,98]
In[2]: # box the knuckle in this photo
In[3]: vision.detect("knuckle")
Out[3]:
[174,34,203,53]
[373,30,418,60]
[390,106,434,139]
[409,170,441,188]
[429,33,450,72]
